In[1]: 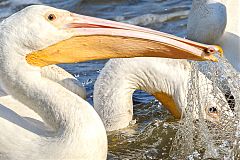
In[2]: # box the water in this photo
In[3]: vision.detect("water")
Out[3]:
[0,0,214,159]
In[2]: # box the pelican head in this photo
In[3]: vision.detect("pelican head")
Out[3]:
[0,5,223,69]
[187,0,227,44]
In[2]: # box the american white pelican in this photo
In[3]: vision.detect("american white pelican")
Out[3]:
[93,0,236,132]
[94,58,233,131]
[0,5,221,160]
[187,0,240,71]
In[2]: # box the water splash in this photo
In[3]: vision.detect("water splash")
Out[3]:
[171,57,240,159]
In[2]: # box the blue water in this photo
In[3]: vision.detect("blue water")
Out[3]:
[0,0,193,159]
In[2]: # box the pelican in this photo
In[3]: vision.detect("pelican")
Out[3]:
[0,5,221,160]
[187,0,240,71]
[94,58,233,131]
[93,0,236,131]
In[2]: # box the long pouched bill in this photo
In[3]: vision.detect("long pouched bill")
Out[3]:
[26,13,223,67]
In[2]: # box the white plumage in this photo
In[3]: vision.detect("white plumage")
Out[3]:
[0,6,107,160]
[94,58,232,131]
[0,65,86,122]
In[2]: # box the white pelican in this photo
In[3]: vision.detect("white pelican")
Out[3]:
[93,0,236,132]
[187,0,240,71]
[0,5,221,160]
[94,58,233,131]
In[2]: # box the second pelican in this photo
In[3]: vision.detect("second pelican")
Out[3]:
[94,58,233,131]
[93,0,235,131]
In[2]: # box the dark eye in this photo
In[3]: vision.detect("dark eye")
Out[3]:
[205,47,215,55]
[208,107,218,113]
[48,14,56,21]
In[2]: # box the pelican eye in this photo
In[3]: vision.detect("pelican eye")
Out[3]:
[48,14,56,21]
[205,47,216,55]
[208,107,218,114]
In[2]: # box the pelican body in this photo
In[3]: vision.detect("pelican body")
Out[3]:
[0,5,221,160]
